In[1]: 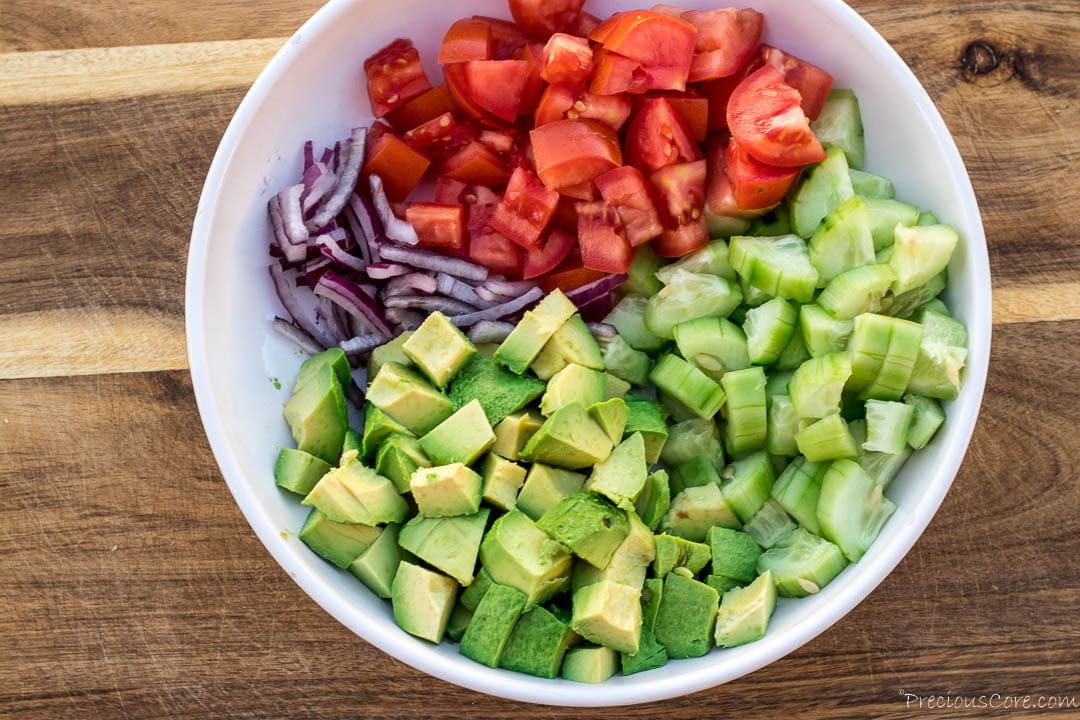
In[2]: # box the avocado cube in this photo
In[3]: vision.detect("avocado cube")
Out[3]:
[410,463,483,518]
[391,561,458,643]
[706,575,744,595]
[403,311,476,388]
[540,363,607,417]
[562,645,619,683]
[670,455,722,497]
[460,567,495,611]
[530,313,605,381]
[479,509,573,607]
[620,624,669,676]
[653,534,712,578]
[660,417,725,468]
[348,524,403,598]
[418,399,495,467]
[659,483,740,542]
[634,469,671,532]
[283,362,348,464]
[572,511,656,590]
[641,577,663,630]
[297,508,381,568]
[537,492,630,569]
[375,433,431,493]
[714,571,777,647]
[708,526,762,584]
[653,573,720,659]
[460,583,528,667]
[275,448,332,496]
[584,432,648,505]
[341,428,363,461]
[446,602,473,643]
[516,464,587,521]
[368,331,412,378]
[398,509,489,586]
[623,396,669,463]
[520,402,614,470]
[361,402,414,461]
[366,362,455,436]
[570,581,642,654]
[295,347,352,391]
[480,453,527,511]
[302,451,409,525]
[605,373,632,399]
[588,398,629,446]
[499,606,573,678]
[449,353,546,426]
[491,411,544,461]
[494,289,579,374]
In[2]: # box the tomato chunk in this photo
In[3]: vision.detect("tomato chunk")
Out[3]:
[650,159,707,225]
[541,33,594,87]
[530,119,623,191]
[595,165,664,247]
[402,112,457,155]
[385,84,456,131]
[598,11,698,92]
[434,176,468,204]
[654,220,709,258]
[406,203,465,251]
[464,60,531,122]
[523,228,577,279]
[684,8,764,82]
[473,16,529,59]
[705,138,770,219]
[559,181,597,201]
[724,139,800,211]
[535,85,632,131]
[625,98,702,173]
[363,39,432,118]
[440,141,509,187]
[541,264,607,293]
[470,227,523,277]
[362,128,431,202]
[727,65,826,167]
[590,48,650,95]
[696,57,761,131]
[760,46,835,120]
[439,18,493,64]
[576,201,634,273]
[516,42,547,115]
[508,0,587,39]
[489,167,559,248]
[633,91,709,141]
[567,11,602,36]
[464,186,501,230]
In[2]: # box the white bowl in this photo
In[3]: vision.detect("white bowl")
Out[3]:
[187,0,991,706]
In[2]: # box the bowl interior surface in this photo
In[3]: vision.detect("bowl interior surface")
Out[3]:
[187,0,990,706]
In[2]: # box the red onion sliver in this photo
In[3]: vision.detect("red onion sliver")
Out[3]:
[467,320,516,344]
[386,307,424,330]
[384,272,438,297]
[475,286,515,304]
[384,295,479,315]
[314,269,394,337]
[436,273,497,308]
[482,278,540,297]
[368,174,420,246]
[301,162,338,216]
[378,244,489,283]
[316,232,367,272]
[340,334,387,357]
[366,262,412,280]
[450,287,544,327]
[303,141,315,172]
[318,296,350,344]
[270,316,323,354]
[268,263,334,348]
[566,273,628,306]
[309,127,368,232]
[587,322,619,340]
[341,203,373,265]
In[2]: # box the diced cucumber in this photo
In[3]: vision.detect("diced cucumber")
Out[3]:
[771,457,828,534]
[808,196,875,285]
[645,270,743,339]
[882,272,946,319]
[846,313,923,400]
[743,499,797,549]
[849,169,894,200]
[799,304,854,358]
[661,417,725,469]
[737,275,774,308]
[888,224,960,295]
[810,89,865,169]
[790,148,854,238]
[705,212,752,240]
[795,414,859,462]
[917,210,938,226]
[670,455,723,496]
[601,335,652,387]
[625,244,664,297]
[649,354,727,420]
[720,367,768,455]
[817,264,897,320]
[913,297,951,320]
[655,239,736,284]
[774,327,811,370]
[745,205,792,236]
[720,450,776,523]
[729,235,819,303]
[744,298,798,365]
[765,369,794,399]
[789,352,852,420]
[906,310,968,400]
[605,294,665,352]
[849,418,911,488]
[756,527,848,597]
[862,400,915,455]
[865,198,919,251]
[674,316,750,381]
[765,394,801,457]
[904,394,946,449]
[817,459,897,562]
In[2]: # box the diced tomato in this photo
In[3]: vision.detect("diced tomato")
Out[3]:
[534,85,632,131]
[473,16,529,59]
[362,129,431,202]
[440,141,509,187]
[588,13,622,44]
[696,57,761,131]
[684,8,764,82]
[439,18,493,64]
[508,0,587,39]
[516,42,547,116]
[566,11,602,36]
[540,264,607,293]
[595,165,664,246]
[650,4,689,17]
[633,91,709,141]
[597,11,698,92]
[402,112,457,155]
[760,46,835,120]
[523,228,577,279]
[705,138,770,219]
[541,33,594,87]
[724,139,800,210]
[590,48,650,95]
[434,176,468,204]
[461,60,532,123]
[552,194,580,233]
[385,84,456,131]
[560,181,597,201]
[727,65,826,167]
[363,39,432,118]
[654,219,709,257]
[625,98,702,173]
[576,201,634,273]
[530,119,622,191]
[406,202,466,250]
[650,159,706,225]
[470,226,524,276]
[463,186,501,230]
[489,167,559,248]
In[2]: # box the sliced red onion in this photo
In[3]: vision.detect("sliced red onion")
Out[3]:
[384,272,438,297]
[368,174,419,246]
[475,286,516,304]
[319,147,333,165]
[384,295,479,315]
[270,316,322,354]
[268,263,333,349]
[319,296,350,344]
[378,244,489,283]
[580,292,617,323]
[467,320,516,344]
[587,322,619,340]
[301,162,337,216]
[386,308,424,330]
[437,273,497,308]
[300,255,332,287]
[276,184,311,263]
[332,140,342,174]
[316,232,367,272]
[308,127,368,232]
[366,262,412,280]
[566,273,628,307]
[482,278,540,298]
[314,269,394,337]
[303,141,315,172]
[340,334,387,358]
[349,192,383,244]
[342,203,373,265]
[450,287,544,328]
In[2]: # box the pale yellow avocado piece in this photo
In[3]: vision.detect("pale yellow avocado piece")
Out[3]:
[572,511,656,590]
[660,483,741,542]
[365,362,455,436]
[570,580,642,654]
[478,509,573,607]
[540,363,607,416]
[494,289,578,374]
[409,463,483,518]
[491,411,544,461]
[714,570,778,648]
[301,450,409,525]
[584,431,647,505]
[418,399,495,466]
[391,560,458,643]
[561,645,618,683]
[515,464,586,521]
[403,311,476,388]
[480,453,527,511]
[605,373,632,399]
[368,331,412,378]
[530,313,605,381]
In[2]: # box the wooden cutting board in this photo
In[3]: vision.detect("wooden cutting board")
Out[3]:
[1,1,1077,718]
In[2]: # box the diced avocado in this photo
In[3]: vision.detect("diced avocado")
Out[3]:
[366,362,455,436]
[707,526,762,584]
[479,509,573,607]
[516,464,587,521]
[571,581,642,654]
[661,417,725,468]
[361,402,413,461]
[605,294,665,352]
[491,411,543,461]
[295,347,351,392]
[302,450,409,525]
[520,402,614,470]
[537,492,630,569]
[284,362,348,464]
[499,606,574,679]
[540,363,607,416]
[584,432,648,505]
[756,527,848,597]
[605,372,632,399]
[374,433,431,493]
[480,453,527,511]
[298,508,381,568]
[714,570,777,647]
[660,483,740,542]
[720,450,777,523]
[341,428,362,460]
[562,645,619,683]
[398,509,489,585]
[391,560,458,643]
[623,396,669,463]
[670,456,722,497]
[448,353,546,426]
[402,311,476,388]
[653,533,711,578]
[653,573,720,659]
[418,399,496,466]
[531,314,605,381]
[620,623,669,676]
[460,583,528,667]
[572,511,656,590]
[706,575,743,594]
[641,577,663,630]
[601,335,652,387]
[634,469,671,531]
[495,289,578,374]
[409,463,483,518]
[275,448,332,496]
[588,398,629,445]
[348,524,403,598]
[446,602,473,643]
[368,331,412,378]
[460,567,494,611]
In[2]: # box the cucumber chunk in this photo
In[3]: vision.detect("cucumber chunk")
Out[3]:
[661,417,725,469]
[729,234,819,303]
[645,270,743,339]
[862,400,915,455]
[810,89,865,169]
[605,294,665,352]
[744,298,798,365]
[720,367,768,455]
[849,169,895,200]
[799,304,854,358]
[674,316,750,381]
[771,457,828,534]
[765,394,801,457]
[774,327,811,370]
[655,239,736,284]
[865,198,919,251]
[742,500,797,549]
[745,205,793,236]
[817,264,897,320]
[882,272,946,319]
[817,459,897,562]
[808,196,875,285]
[625,244,664,297]
[917,210,939,226]
[757,527,848,597]
[846,313,924,400]
[649,353,727,419]
[720,450,776,523]
[906,310,968,400]
[888,224,960,295]
[904,394,946,449]
[601,335,652,387]
[790,148,854,238]
[795,414,859,462]
[789,352,852,420]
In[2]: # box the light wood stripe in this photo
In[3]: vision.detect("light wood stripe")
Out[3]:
[992,282,1080,326]
[0,38,283,106]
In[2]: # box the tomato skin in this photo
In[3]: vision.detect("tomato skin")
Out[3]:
[684,8,764,82]
[595,165,664,247]
[559,181,597,201]
[440,141,509,187]
[760,46,834,120]
[463,185,501,230]
[625,98,702,173]
[590,48,650,95]
[508,0,587,39]
[727,65,826,167]
[534,85,632,131]
[530,119,623,191]
[633,91,709,141]
[473,16,529,59]
[724,139,800,210]
[462,60,531,122]
[523,228,577,279]
[362,128,432,202]
[552,194,580,233]
[598,11,698,92]
[705,138,771,219]
[385,84,456,131]
[654,219,709,257]
[650,159,707,225]
[469,227,523,277]
[488,167,559,248]
[576,201,634,273]
[406,202,466,250]
[541,33,594,87]
[515,42,547,116]
[434,176,468,204]
[402,112,457,155]
[439,18,493,63]
[540,264,607,293]
[566,11,602,36]
[363,39,432,118]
